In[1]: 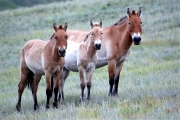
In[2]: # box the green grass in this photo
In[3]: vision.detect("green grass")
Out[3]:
[0,0,180,119]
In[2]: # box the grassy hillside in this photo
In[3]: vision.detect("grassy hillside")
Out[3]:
[0,0,65,11]
[0,0,180,119]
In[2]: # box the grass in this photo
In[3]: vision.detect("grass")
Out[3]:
[0,0,180,119]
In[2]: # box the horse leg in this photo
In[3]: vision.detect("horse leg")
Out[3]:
[53,68,63,108]
[108,60,116,96]
[45,72,52,109]
[78,66,85,102]
[86,67,95,100]
[16,70,29,111]
[113,63,123,95]
[59,67,70,102]
[31,75,41,110]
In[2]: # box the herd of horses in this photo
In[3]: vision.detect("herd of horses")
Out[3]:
[16,7,143,111]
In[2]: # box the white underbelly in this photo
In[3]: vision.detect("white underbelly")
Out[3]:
[64,41,79,72]
[25,55,45,75]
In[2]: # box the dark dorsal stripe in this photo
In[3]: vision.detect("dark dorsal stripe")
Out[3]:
[113,15,127,26]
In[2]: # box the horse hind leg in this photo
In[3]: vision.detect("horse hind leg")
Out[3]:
[16,69,32,111]
[58,67,70,102]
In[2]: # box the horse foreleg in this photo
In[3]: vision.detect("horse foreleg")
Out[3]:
[113,63,123,95]
[78,66,85,102]
[108,60,116,96]
[32,75,41,110]
[86,67,95,100]
[53,69,63,108]
[45,72,52,109]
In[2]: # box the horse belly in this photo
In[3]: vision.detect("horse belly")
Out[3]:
[64,41,79,72]
[95,49,108,69]
[25,57,45,75]
[95,59,108,69]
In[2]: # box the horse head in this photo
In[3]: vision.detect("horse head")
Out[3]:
[127,7,142,45]
[89,19,103,50]
[53,23,68,57]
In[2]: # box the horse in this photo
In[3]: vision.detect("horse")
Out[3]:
[57,20,103,101]
[16,23,68,111]
[58,7,142,99]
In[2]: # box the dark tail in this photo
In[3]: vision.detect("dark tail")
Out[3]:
[25,70,34,90]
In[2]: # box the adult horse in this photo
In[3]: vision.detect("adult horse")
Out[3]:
[64,7,143,97]
[16,23,68,111]
[58,20,103,101]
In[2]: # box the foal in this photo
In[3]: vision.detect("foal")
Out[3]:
[59,20,103,101]
[16,23,68,111]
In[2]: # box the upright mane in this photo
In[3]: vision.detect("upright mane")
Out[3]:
[113,15,128,26]
[50,24,67,40]
[83,32,91,42]
[50,33,55,40]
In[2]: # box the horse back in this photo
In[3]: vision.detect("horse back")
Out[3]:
[67,30,89,43]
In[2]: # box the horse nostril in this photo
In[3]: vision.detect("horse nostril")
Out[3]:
[133,36,141,45]
[134,36,141,42]
[58,49,66,56]
[95,44,101,50]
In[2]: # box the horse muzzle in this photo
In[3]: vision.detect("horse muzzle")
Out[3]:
[133,36,141,45]
[58,49,66,57]
[95,43,101,50]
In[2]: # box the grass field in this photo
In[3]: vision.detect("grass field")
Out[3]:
[0,0,180,119]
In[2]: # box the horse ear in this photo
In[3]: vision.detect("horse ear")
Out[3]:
[138,7,142,18]
[53,23,57,32]
[90,20,93,29]
[99,19,102,28]
[126,8,131,18]
[64,22,68,31]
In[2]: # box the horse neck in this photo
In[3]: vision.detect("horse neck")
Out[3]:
[117,19,132,50]
[47,39,60,61]
[85,38,97,58]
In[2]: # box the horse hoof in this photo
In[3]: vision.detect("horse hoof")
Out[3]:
[113,93,118,96]
[53,102,58,108]
[108,93,113,96]
[34,105,39,111]
[16,104,21,111]
[79,99,84,102]
[45,105,50,109]
[86,97,91,101]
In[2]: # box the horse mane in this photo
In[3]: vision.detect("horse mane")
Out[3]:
[113,15,128,26]
[50,33,55,40]
[50,24,66,40]
[83,32,91,42]
[92,22,101,27]
[132,10,136,15]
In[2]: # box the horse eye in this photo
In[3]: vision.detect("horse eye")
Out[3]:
[54,36,57,40]
[140,21,143,25]
[128,22,131,26]
[91,33,94,35]
[101,32,103,35]
[65,36,68,39]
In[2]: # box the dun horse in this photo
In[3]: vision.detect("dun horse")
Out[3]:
[61,7,142,98]
[57,20,103,101]
[16,23,68,111]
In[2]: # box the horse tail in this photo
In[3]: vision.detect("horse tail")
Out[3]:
[51,75,54,90]
[25,70,34,90]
